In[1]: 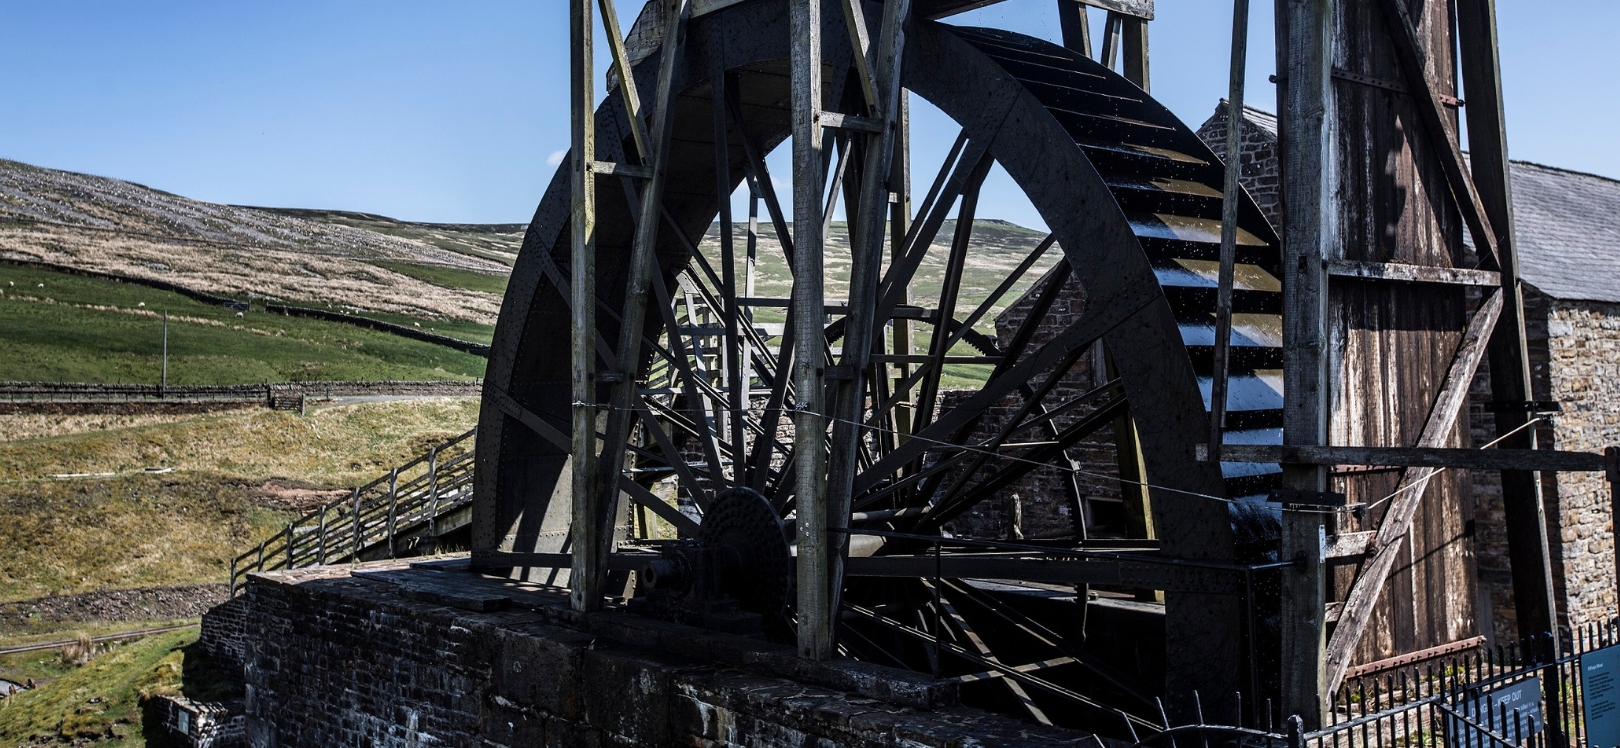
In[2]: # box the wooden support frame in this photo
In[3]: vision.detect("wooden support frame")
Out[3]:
[593,0,691,610]
[567,0,602,613]
[791,0,832,661]
[826,0,913,646]
[1057,0,1092,57]
[1207,0,1251,461]
[1374,0,1499,269]
[1325,259,1500,286]
[1457,0,1561,656]
[1275,0,1335,726]
[1204,443,1604,473]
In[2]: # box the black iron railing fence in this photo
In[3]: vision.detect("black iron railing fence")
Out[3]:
[229,427,476,593]
[1148,622,1620,748]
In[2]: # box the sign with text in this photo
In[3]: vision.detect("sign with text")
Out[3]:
[1585,645,1620,748]
[1447,676,1542,748]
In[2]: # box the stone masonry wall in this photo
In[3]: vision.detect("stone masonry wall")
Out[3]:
[945,268,1126,541]
[240,565,1107,747]
[1468,288,1620,639]
[199,594,251,674]
[1542,297,1620,628]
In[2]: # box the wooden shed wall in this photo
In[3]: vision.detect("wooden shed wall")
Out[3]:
[1325,0,1481,665]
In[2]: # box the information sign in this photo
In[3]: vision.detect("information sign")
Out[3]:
[1584,645,1620,748]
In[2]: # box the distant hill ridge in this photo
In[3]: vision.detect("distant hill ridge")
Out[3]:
[0,158,511,324]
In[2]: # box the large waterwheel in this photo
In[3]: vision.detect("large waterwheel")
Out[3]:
[474,0,1283,735]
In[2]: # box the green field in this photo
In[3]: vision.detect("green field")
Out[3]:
[0,265,487,383]
[369,260,510,296]
[344,306,498,345]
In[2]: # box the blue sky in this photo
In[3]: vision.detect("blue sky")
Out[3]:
[0,1,1614,226]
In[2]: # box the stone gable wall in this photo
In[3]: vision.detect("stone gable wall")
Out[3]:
[1193,105,1284,230]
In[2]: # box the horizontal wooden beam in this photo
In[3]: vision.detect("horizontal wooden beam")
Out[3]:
[845,553,1241,594]
[589,161,654,179]
[474,550,657,571]
[1326,259,1500,287]
[818,111,885,134]
[1198,443,1603,472]
[1326,531,1373,559]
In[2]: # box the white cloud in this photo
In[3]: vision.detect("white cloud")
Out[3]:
[546,149,567,166]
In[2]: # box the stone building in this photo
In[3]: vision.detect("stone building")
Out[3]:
[1198,101,1620,640]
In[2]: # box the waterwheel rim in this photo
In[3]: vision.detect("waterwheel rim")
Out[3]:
[475,1,1284,734]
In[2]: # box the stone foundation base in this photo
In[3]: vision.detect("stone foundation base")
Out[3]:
[238,558,1108,747]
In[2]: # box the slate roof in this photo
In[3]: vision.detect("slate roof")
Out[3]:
[1218,103,1620,304]
[1503,161,1620,304]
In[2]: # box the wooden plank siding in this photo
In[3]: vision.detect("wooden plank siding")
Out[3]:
[1326,0,1481,666]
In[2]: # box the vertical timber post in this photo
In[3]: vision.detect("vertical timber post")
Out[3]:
[1279,501,1329,725]
[569,0,602,613]
[1121,14,1149,92]
[351,487,362,559]
[1276,0,1335,728]
[1209,0,1251,460]
[1456,0,1559,653]
[386,468,399,557]
[792,0,831,661]
[1057,0,1092,58]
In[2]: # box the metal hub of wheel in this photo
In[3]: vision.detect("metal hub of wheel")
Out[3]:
[476,1,1282,735]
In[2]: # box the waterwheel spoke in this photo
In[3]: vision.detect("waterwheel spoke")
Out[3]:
[843,599,1158,731]
[928,579,1053,726]
[939,578,1152,706]
[922,396,1128,530]
[913,157,994,435]
[917,345,1093,511]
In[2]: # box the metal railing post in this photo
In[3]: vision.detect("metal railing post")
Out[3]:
[424,447,441,552]
[387,468,400,558]
[316,506,328,565]
[351,487,362,560]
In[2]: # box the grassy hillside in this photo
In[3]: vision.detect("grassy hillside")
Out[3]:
[0,158,507,325]
[0,398,481,604]
[260,207,524,268]
[0,264,486,383]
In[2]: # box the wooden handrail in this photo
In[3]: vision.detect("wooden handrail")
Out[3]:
[229,427,478,593]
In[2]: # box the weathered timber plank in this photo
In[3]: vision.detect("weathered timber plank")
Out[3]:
[569,0,602,613]
[791,0,832,661]
[1458,0,1560,656]
[1327,531,1375,559]
[1323,288,1504,692]
[1325,259,1500,287]
[1375,0,1499,268]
